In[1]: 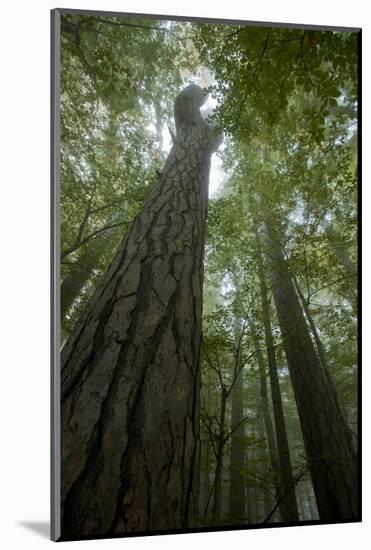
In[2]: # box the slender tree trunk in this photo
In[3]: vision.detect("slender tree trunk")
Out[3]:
[292,273,355,434]
[252,333,282,516]
[60,85,222,537]
[296,483,306,520]
[211,387,227,520]
[256,238,299,522]
[301,480,314,520]
[250,424,259,523]
[201,437,211,515]
[292,273,330,376]
[306,481,318,519]
[245,431,255,523]
[256,406,274,521]
[228,319,246,522]
[245,477,253,523]
[263,217,358,521]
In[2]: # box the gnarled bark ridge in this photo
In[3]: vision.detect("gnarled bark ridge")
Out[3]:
[60,84,222,538]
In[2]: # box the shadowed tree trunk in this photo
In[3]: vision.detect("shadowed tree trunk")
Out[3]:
[262,216,358,521]
[256,237,299,522]
[256,404,275,521]
[228,318,246,522]
[200,435,211,515]
[250,424,259,523]
[304,481,318,519]
[292,273,331,377]
[211,386,227,521]
[60,84,222,538]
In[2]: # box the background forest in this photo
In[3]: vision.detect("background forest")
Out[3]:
[59,12,358,534]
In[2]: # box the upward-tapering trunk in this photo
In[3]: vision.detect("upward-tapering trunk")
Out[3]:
[60,85,222,538]
[263,217,358,521]
[256,238,299,522]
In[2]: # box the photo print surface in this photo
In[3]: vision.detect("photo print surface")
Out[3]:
[51,8,360,541]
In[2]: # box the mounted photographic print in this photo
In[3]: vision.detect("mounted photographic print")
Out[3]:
[51,8,361,542]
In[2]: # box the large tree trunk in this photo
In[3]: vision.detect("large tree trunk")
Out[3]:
[256,239,299,522]
[228,319,246,522]
[263,217,358,521]
[60,85,222,538]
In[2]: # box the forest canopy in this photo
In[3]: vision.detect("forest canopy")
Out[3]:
[58,11,359,538]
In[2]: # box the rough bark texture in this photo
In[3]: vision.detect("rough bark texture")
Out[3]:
[256,239,299,522]
[228,321,246,522]
[60,84,222,538]
[263,218,358,521]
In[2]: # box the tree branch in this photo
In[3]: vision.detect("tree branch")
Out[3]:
[61,220,128,260]
[262,468,308,524]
